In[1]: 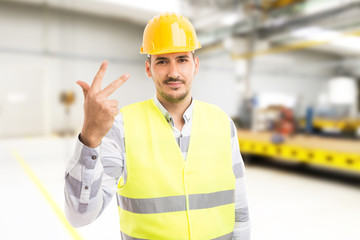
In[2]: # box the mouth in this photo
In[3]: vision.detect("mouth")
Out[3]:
[165,80,184,89]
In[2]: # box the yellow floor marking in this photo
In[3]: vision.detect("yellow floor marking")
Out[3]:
[11,149,83,240]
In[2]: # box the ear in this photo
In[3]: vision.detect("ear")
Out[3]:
[145,60,152,77]
[194,56,199,75]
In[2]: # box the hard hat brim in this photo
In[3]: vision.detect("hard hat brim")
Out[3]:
[140,45,201,55]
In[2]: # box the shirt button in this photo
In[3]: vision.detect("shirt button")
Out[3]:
[91,155,97,160]
[84,186,89,190]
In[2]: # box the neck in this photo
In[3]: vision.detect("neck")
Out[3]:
[157,94,192,120]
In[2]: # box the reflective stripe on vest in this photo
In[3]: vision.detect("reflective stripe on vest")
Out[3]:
[117,189,235,214]
[121,231,233,240]
[118,99,235,240]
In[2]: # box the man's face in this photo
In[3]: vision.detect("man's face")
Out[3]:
[145,52,199,104]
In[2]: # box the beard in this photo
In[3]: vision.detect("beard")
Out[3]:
[157,77,189,103]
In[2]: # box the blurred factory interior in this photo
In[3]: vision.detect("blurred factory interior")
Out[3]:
[0,0,360,239]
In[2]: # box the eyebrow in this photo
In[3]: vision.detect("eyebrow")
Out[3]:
[154,55,190,62]
[154,57,168,62]
[176,55,190,59]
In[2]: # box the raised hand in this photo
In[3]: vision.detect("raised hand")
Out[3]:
[77,60,130,147]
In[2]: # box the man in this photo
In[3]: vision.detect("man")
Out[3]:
[65,12,250,239]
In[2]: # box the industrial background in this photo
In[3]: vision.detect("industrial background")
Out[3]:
[1,0,359,239]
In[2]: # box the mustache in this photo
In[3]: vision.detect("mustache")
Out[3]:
[164,77,184,84]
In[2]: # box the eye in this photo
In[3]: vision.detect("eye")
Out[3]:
[178,58,188,63]
[156,60,166,65]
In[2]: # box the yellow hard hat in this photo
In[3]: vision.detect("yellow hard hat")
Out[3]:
[140,12,201,55]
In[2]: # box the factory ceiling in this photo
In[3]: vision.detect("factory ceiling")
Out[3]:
[6,0,360,57]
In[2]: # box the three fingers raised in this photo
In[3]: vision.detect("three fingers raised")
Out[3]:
[77,61,130,99]
[100,73,130,98]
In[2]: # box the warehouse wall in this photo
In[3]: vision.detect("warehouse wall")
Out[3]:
[0,2,342,137]
[195,51,238,116]
[0,2,147,137]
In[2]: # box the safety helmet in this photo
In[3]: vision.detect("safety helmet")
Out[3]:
[140,12,201,55]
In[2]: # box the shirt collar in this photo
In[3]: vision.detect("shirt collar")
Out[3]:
[153,94,194,125]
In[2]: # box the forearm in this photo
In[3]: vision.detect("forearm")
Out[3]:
[64,140,103,226]
[65,171,117,227]
[64,133,123,227]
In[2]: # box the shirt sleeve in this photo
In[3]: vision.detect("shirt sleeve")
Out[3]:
[230,118,251,240]
[64,114,125,227]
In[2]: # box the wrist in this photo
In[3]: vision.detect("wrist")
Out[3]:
[79,132,101,148]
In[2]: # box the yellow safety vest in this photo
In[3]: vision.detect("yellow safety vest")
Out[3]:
[117,99,235,240]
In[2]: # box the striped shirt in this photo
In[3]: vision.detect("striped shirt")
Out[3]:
[64,96,251,240]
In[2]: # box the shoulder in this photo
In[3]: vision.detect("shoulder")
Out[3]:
[194,100,231,123]
[195,100,231,126]
[194,100,227,115]
[195,100,236,135]
[120,99,153,112]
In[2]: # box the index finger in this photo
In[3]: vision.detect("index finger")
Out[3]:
[100,73,130,97]
[91,60,108,92]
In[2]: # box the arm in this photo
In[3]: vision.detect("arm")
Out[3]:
[230,119,251,240]
[65,61,129,227]
[64,115,125,227]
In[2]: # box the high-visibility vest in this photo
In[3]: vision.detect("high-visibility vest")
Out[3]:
[117,99,235,240]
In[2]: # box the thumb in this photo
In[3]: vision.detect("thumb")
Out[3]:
[76,81,90,100]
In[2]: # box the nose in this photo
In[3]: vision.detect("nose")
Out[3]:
[167,61,180,79]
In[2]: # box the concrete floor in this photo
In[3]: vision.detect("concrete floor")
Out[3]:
[1,137,359,240]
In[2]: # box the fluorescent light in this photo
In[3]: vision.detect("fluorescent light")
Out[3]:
[291,26,339,40]
[99,0,181,13]
[291,26,360,51]
[303,0,357,15]
[221,13,239,26]
[332,36,360,52]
